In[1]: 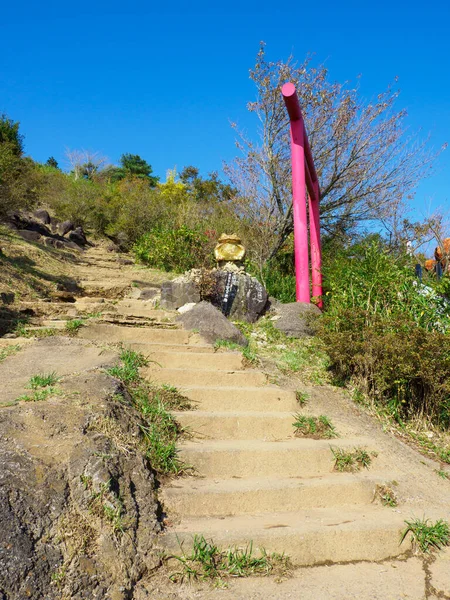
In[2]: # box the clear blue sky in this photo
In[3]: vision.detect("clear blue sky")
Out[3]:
[1,0,449,222]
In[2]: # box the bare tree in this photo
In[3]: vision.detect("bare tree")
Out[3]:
[65,148,109,180]
[225,43,445,262]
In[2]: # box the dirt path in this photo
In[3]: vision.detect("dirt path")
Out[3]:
[1,243,450,599]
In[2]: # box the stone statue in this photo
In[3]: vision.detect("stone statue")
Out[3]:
[214,233,246,271]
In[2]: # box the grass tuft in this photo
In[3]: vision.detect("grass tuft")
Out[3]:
[295,390,309,406]
[65,319,84,336]
[169,535,291,586]
[401,517,450,553]
[27,372,60,389]
[106,348,192,475]
[0,344,21,362]
[435,469,450,480]
[331,446,374,472]
[293,414,338,439]
[16,371,61,402]
[375,484,398,507]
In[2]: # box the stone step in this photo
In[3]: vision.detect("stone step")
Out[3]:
[180,386,298,412]
[122,342,215,355]
[161,473,384,517]
[145,367,267,388]
[146,351,243,371]
[78,323,191,344]
[161,507,409,565]
[179,438,375,478]
[174,410,294,440]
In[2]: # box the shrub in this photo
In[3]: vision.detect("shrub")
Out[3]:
[133,226,214,272]
[320,240,450,427]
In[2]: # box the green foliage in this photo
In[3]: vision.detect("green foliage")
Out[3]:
[28,372,60,389]
[106,154,159,186]
[45,156,59,169]
[320,240,450,427]
[331,446,373,472]
[293,414,337,439]
[0,114,24,156]
[401,518,450,553]
[169,535,291,585]
[295,390,309,406]
[65,319,84,336]
[133,226,214,273]
[107,348,191,474]
[0,344,20,362]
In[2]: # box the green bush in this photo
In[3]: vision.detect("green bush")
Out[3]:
[133,226,214,273]
[320,241,450,427]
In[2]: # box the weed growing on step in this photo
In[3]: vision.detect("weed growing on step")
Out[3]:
[234,317,330,384]
[293,414,338,439]
[0,344,20,362]
[295,390,309,406]
[435,469,450,480]
[28,372,60,389]
[331,446,374,472]
[16,372,60,402]
[107,348,192,475]
[65,319,84,336]
[107,348,149,384]
[375,484,398,507]
[214,339,258,366]
[401,518,450,553]
[169,535,291,586]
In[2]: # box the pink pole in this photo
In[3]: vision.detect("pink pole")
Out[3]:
[309,180,323,307]
[282,83,310,303]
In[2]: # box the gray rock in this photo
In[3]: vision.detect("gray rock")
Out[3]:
[211,271,268,323]
[33,209,51,224]
[161,280,200,310]
[177,301,248,346]
[273,302,321,338]
[17,229,41,242]
[58,220,75,236]
[68,226,88,247]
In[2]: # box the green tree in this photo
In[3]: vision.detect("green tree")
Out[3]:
[106,154,159,186]
[180,165,235,203]
[0,114,24,156]
[45,156,59,169]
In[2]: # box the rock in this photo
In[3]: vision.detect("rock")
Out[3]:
[211,271,268,323]
[68,226,88,247]
[58,220,75,236]
[139,287,159,301]
[160,280,201,310]
[177,301,248,346]
[33,209,51,224]
[177,302,197,314]
[272,302,321,338]
[17,229,41,243]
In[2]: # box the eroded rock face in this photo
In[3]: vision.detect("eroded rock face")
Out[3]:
[177,301,248,346]
[0,344,161,600]
[160,280,200,310]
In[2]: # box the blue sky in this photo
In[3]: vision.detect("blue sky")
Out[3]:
[1,0,449,223]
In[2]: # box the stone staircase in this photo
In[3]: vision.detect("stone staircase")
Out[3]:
[11,249,431,567]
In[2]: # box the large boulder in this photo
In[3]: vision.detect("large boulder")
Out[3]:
[33,208,51,224]
[272,302,321,338]
[177,301,248,346]
[17,230,41,243]
[68,226,88,247]
[58,220,75,236]
[211,270,268,323]
[160,280,200,310]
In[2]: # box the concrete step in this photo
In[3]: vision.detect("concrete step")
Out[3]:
[161,507,409,565]
[122,342,215,355]
[161,473,384,517]
[78,323,191,345]
[174,410,294,440]
[180,386,298,412]
[179,438,375,478]
[145,367,267,388]
[146,351,243,371]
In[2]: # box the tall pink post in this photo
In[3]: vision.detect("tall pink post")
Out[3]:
[282,83,310,303]
[309,180,323,308]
